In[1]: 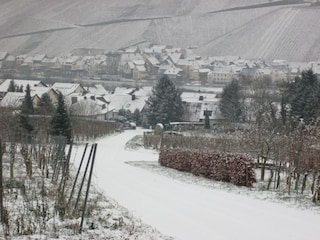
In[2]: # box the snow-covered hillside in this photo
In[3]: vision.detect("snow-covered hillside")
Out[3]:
[0,0,319,61]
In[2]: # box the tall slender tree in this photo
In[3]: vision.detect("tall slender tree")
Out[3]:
[146,75,184,127]
[49,93,72,142]
[219,79,243,123]
[21,84,34,115]
[7,80,16,92]
[18,84,34,134]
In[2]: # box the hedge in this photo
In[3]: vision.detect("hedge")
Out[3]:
[159,148,256,187]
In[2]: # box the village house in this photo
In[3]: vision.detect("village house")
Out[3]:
[180,91,222,126]
[132,60,147,80]
[2,54,16,69]
[52,82,86,97]
[0,79,47,97]
[145,56,160,76]
[118,52,144,74]
[0,92,40,109]
[0,52,8,68]
[208,66,235,84]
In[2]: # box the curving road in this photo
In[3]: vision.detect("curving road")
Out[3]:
[73,129,320,240]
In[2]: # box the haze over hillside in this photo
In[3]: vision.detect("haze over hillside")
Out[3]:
[0,0,319,62]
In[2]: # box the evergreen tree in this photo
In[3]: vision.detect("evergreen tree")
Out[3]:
[36,93,55,115]
[18,114,34,134]
[17,84,34,134]
[204,109,211,129]
[49,93,72,142]
[21,84,34,115]
[219,79,243,122]
[132,108,142,126]
[146,75,184,127]
[7,79,16,92]
[286,69,320,125]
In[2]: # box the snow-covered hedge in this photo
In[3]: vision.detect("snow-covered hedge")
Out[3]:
[159,148,256,187]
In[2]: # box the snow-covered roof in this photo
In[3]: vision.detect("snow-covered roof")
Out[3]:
[32,54,46,62]
[164,67,182,76]
[52,82,85,96]
[5,55,15,61]
[176,59,190,66]
[108,87,152,112]
[144,45,166,54]
[167,53,181,64]
[135,65,146,72]
[199,101,221,120]
[181,92,217,103]
[30,86,55,97]
[86,84,110,96]
[120,53,143,64]
[127,61,135,69]
[0,92,25,107]
[0,91,40,108]
[0,52,8,61]
[133,60,145,65]
[199,68,211,73]
[147,56,160,65]
[42,57,58,64]
[0,79,47,93]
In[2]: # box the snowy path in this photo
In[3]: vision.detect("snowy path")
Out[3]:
[74,129,320,240]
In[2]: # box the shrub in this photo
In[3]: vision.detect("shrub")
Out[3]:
[159,148,256,187]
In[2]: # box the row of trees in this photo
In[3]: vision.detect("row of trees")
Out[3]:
[218,69,320,129]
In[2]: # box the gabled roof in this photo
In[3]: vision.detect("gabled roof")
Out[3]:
[108,87,152,112]
[147,56,160,65]
[5,55,15,61]
[52,82,86,96]
[31,86,58,98]
[69,97,107,116]
[167,53,181,64]
[0,52,8,61]
[0,79,47,93]
[32,54,46,62]
[133,60,145,65]
[135,65,146,72]
[42,57,59,64]
[120,53,143,64]
[0,92,25,107]
[86,84,110,96]
[0,92,40,108]
[126,61,135,69]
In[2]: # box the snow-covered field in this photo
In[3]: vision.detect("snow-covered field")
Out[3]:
[71,128,320,240]
[1,0,320,61]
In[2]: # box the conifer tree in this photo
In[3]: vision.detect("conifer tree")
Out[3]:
[49,93,72,142]
[21,84,34,115]
[286,69,320,125]
[18,84,34,134]
[219,79,243,123]
[146,75,184,127]
[7,79,15,92]
[36,93,55,115]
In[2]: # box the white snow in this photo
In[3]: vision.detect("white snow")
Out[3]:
[72,129,320,240]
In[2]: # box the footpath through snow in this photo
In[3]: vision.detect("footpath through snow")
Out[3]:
[74,129,320,240]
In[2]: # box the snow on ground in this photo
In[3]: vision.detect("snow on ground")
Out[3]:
[71,128,320,240]
[1,0,320,61]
